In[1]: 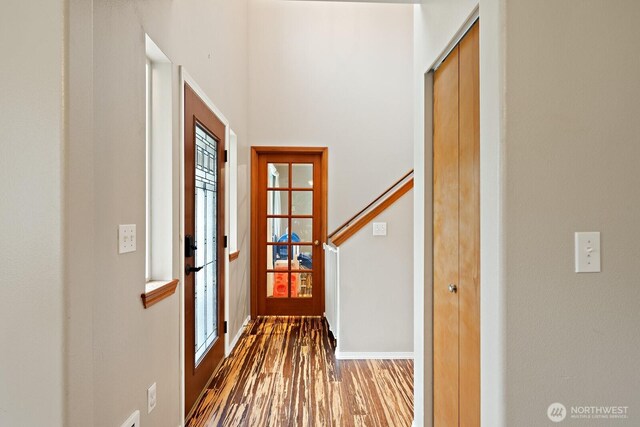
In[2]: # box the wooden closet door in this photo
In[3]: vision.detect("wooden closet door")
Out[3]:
[433,45,460,427]
[433,20,480,427]
[459,22,480,427]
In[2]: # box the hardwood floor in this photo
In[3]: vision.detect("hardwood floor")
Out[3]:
[187,316,413,427]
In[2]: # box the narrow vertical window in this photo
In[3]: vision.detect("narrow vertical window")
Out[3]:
[229,130,238,253]
[145,58,152,281]
[145,35,174,288]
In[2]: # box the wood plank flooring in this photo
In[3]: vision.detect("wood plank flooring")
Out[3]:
[187,316,413,427]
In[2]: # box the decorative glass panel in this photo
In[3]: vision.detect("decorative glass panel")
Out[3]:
[206,263,216,346]
[195,188,205,267]
[194,124,218,365]
[195,267,205,349]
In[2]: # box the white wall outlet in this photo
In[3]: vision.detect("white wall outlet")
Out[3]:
[120,410,140,427]
[147,382,157,413]
[118,224,137,254]
[372,222,387,236]
[575,232,601,273]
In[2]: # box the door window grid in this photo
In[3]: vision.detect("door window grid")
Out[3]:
[266,162,314,298]
[194,124,218,364]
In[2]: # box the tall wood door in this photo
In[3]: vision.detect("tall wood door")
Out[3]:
[251,148,327,316]
[184,83,226,418]
[433,21,480,427]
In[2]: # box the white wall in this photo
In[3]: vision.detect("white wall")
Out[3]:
[65,0,250,426]
[248,0,414,353]
[339,191,414,354]
[504,1,640,424]
[0,1,65,425]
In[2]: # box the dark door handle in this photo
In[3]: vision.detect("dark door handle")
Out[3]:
[185,234,197,258]
[185,264,204,276]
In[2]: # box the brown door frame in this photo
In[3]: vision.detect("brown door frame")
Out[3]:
[250,146,328,318]
[183,83,226,419]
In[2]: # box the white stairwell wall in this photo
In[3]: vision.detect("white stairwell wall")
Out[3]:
[334,191,414,359]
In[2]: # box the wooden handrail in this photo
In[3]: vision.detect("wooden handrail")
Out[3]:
[329,170,414,246]
[328,169,414,239]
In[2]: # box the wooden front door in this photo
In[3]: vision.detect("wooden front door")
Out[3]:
[184,83,226,418]
[251,147,327,316]
[433,21,480,427]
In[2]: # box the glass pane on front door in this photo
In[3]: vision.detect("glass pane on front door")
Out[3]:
[194,124,218,365]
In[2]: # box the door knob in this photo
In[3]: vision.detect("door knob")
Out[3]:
[185,264,204,276]
[448,284,457,293]
[314,240,319,246]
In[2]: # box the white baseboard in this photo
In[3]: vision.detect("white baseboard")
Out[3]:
[335,351,414,360]
[226,315,250,356]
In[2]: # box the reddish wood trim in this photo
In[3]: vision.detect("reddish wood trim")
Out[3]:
[184,83,226,418]
[140,279,179,309]
[331,178,414,247]
[252,146,328,155]
[250,147,328,317]
[250,148,259,319]
[328,169,414,239]
[229,251,240,262]
[319,148,328,314]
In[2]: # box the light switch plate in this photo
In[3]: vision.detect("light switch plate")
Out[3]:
[118,224,137,254]
[575,232,600,273]
[373,222,387,236]
[147,382,157,413]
